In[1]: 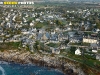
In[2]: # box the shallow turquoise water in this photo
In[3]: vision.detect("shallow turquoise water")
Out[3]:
[0,61,64,75]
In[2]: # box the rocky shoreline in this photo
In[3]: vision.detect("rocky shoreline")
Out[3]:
[0,50,86,75]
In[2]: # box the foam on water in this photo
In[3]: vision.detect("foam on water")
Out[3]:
[0,66,6,75]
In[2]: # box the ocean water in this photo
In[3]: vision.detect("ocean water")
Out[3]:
[0,61,64,75]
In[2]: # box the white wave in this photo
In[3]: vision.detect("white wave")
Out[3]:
[0,66,6,75]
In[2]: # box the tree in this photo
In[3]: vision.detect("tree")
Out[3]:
[96,23,100,29]
[70,47,76,54]
[34,41,39,51]
[95,18,100,29]
[56,20,62,26]
[64,40,69,45]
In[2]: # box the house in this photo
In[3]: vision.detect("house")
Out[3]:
[36,18,40,22]
[91,43,98,49]
[50,34,58,43]
[70,36,83,43]
[37,33,43,40]
[68,31,76,38]
[51,47,60,54]
[21,29,30,34]
[90,41,100,53]
[5,17,9,21]
[55,27,60,32]
[92,49,98,53]
[25,13,29,17]
[38,29,45,34]
[58,33,63,41]
[96,54,100,61]
[67,26,71,31]
[75,48,81,55]
[69,21,72,26]
[23,17,27,22]
[41,33,48,42]
[81,21,84,26]
[92,28,100,33]
[60,44,66,49]
[83,38,98,44]
[30,28,37,33]
[12,15,17,21]
[29,45,34,52]
[30,22,34,26]
[32,13,35,17]
[0,38,3,43]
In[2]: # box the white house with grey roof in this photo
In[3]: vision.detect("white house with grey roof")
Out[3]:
[75,48,81,55]
[96,54,100,61]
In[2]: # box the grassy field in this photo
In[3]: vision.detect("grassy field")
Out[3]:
[34,22,48,29]
[67,53,100,71]
[69,42,90,46]
[46,43,60,48]
[0,42,22,51]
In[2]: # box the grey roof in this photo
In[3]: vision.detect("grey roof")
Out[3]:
[91,43,98,48]
[68,31,76,37]
[50,34,58,41]
[71,36,83,41]
[45,32,50,39]
[37,33,43,40]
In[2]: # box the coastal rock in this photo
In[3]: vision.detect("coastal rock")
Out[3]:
[0,50,86,75]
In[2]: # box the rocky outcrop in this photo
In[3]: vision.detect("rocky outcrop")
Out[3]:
[0,50,86,75]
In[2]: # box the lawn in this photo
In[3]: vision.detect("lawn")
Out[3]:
[46,43,60,48]
[67,53,100,71]
[0,42,22,50]
[69,42,90,46]
[34,22,48,29]
[82,42,90,46]
[69,42,81,45]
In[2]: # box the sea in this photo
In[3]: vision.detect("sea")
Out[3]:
[0,61,64,75]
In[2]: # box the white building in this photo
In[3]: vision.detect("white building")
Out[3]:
[83,38,98,44]
[75,48,81,55]
[92,50,98,53]
[96,54,100,61]
[30,22,34,26]
[69,21,72,26]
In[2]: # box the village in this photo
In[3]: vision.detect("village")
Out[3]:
[0,2,100,74]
